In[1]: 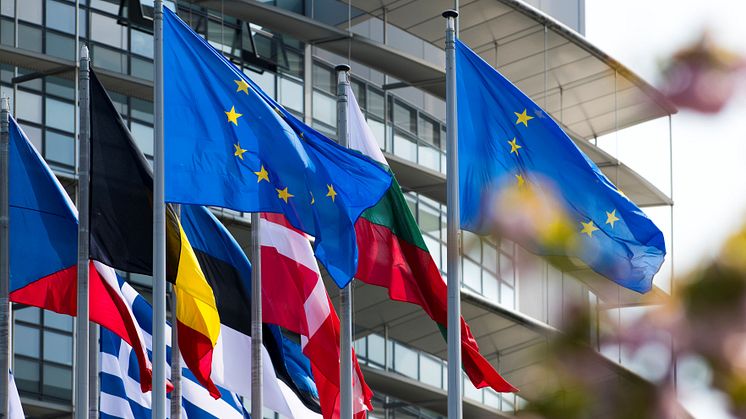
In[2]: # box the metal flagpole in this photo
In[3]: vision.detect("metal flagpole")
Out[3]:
[75,44,91,419]
[152,0,168,417]
[335,63,353,419]
[443,9,463,419]
[250,212,262,418]
[0,94,11,419]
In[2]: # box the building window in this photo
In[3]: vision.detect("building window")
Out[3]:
[13,306,74,402]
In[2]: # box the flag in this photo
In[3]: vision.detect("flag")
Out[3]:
[98,277,246,419]
[179,204,319,416]
[260,213,373,418]
[162,8,392,287]
[456,39,665,293]
[9,371,23,419]
[7,115,151,390]
[346,86,517,393]
[88,70,221,396]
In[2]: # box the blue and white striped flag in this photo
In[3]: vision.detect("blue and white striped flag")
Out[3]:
[99,277,247,419]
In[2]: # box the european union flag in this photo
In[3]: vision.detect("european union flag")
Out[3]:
[456,40,665,293]
[163,9,392,287]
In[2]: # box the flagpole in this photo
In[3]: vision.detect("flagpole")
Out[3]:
[443,9,463,419]
[250,212,262,418]
[74,44,91,419]
[152,0,168,417]
[335,63,353,419]
[0,95,11,419]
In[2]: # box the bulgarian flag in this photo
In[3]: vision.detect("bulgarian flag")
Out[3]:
[347,86,518,393]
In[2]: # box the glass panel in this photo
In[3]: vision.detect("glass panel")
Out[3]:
[279,76,303,113]
[284,49,303,77]
[131,57,153,80]
[14,325,40,357]
[501,283,515,309]
[15,307,40,323]
[131,29,154,58]
[79,8,88,38]
[483,270,499,302]
[353,338,367,359]
[128,273,152,287]
[312,91,336,127]
[16,90,42,124]
[18,23,42,53]
[462,231,481,261]
[18,124,42,152]
[418,203,439,235]
[0,0,13,17]
[90,0,120,13]
[484,388,501,409]
[43,364,72,400]
[18,0,42,24]
[14,358,39,394]
[419,354,442,389]
[43,331,73,365]
[418,144,439,171]
[483,244,498,274]
[499,252,514,285]
[393,132,416,161]
[46,77,75,100]
[131,98,153,123]
[312,62,333,94]
[46,0,76,33]
[393,342,418,379]
[45,131,75,166]
[351,80,366,109]
[91,12,128,49]
[131,122,154,157]
[463,258,481,292]
[464,376,482,402]
[0,18,14,46]
[92,44,127,74]
[44,310,73,332]
[367,334,385,367]
[368,88,384,119]
[45,98,74,132]
[393,101,416,133]
[45,32,75,61]
[419,116,439,147]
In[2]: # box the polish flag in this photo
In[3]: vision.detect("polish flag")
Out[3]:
[260,213,373,419]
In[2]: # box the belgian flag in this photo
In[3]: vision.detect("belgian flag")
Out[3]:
[88,71,222,398]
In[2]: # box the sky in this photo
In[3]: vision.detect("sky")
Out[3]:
[585,1,746,417]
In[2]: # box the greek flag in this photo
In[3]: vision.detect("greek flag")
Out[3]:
[99,277,247,418]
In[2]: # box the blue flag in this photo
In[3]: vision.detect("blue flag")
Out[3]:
[163,8,392,287]
[456,40,665,293]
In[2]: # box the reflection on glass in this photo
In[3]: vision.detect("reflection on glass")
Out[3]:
[43,331,73,365]
[279,76,303,113]
[45,98,74,132]
[46,0,76,33]
[91,12,128,49]
[46,32,76,61]
[312,91,336,127]
[43,364,72,400]
[18,23,42,53]
[13,358,39,394]
[393,132,416,161]
[45,131,75,166]
[14,325,40,357]
[393,342,418,379]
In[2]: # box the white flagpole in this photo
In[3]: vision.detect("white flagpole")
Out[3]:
[0,93,11,419]
[335,63,353,419]
[74,44,91,419]
[152,0,168,417]
[443,9,463,419]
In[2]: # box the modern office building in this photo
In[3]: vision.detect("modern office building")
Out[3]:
[0,0,675,418]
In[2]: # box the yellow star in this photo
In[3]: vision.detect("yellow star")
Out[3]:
[234,79,250,94]
[508,137,522,154]
[233,143,247,160]
[225,106,243,126]
[515,174,526,187]
[326,184,337,202]
[580,220,599,238]
[254,165,269,183]
[514,109,534,127]
[276,187,294,203]
[310,192,315,205]
[605,209,620,228]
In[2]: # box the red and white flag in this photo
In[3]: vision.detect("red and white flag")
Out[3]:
[260,213,373,419]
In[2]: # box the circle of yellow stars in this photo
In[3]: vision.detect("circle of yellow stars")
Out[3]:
[226,78,339,206]
[506,108,625,239]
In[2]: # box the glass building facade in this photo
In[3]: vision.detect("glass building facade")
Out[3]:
[0,0,673,417]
